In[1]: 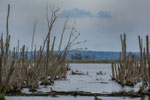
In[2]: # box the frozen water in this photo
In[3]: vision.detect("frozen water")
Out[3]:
[7,63,143,100]
[25,63,141,93]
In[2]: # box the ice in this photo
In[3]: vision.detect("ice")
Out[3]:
[7,63,143,100]
[31,63,140,93]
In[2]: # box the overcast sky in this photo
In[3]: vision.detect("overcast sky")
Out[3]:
[0,0,150,52]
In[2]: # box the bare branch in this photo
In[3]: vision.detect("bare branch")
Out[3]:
[58,16,69,54]
[42,6,59,52]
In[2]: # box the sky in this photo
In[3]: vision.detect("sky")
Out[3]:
[0,0,150,52]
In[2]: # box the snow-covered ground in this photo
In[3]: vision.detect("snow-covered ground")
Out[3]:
[7,63,143,100]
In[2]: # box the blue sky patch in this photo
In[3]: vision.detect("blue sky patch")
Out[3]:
[98,11,112,19]
[58,8,93,18]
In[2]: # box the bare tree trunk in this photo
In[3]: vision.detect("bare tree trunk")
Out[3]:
[31,21,37,58]
[0,55,2,84]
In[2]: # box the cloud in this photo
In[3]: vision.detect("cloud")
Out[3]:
[58,8,93,18]
[98,11,112,19]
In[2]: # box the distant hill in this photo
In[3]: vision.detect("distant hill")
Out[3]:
[12,50,140,60]
[66,51,140,60]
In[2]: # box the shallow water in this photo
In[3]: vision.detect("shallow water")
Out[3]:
[7,63,143,100]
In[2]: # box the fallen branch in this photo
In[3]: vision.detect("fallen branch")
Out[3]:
[6,90,146,97]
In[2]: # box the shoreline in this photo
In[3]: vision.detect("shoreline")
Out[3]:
[66,60,119,64]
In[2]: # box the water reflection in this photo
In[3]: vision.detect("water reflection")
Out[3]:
[140,96,150,100]
[140,96,145,100]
